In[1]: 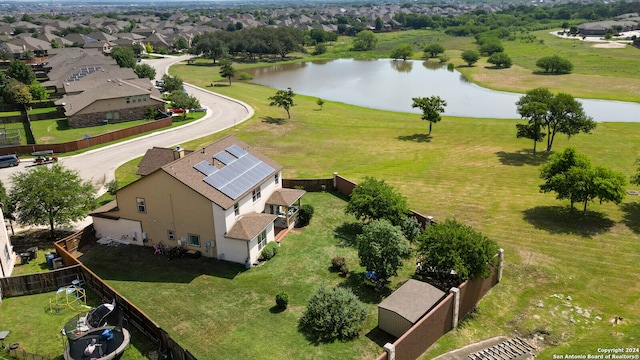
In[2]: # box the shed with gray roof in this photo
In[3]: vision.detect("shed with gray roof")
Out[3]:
[378,279,446,338]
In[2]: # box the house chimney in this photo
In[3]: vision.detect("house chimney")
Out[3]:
[174,145,184,160]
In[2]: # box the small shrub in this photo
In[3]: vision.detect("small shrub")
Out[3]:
[299,284,367,341]
[297,204,315,227]
[276,291,289,309]
[437,54,449,63]
[105,179,119,195]
[401,215,422,243]
[331,256,346,270]
[238,72,253,80]
[339,264,349,276]
[259,241,278,261]
[447,62,455,71]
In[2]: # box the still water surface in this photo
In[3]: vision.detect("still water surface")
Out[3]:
[246,59,640,122]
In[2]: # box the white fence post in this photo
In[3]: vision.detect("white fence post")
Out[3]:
[498,248,504,282]
[450,287,460,329]
[383,343,395,360]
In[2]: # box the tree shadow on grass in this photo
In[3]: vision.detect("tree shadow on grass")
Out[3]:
[262,116,287,125]
[337,271,391,304]
[522,205,615,237]
[396,134,431,143]
[495,149,550,166]
[620,201,640,234]
[365,327,396,347]
[333,221,362,247]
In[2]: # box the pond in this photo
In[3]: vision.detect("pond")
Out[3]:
[245,59,640,122]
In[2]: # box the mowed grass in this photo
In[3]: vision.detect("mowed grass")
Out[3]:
[0,288,153,359]
[78,192,387,360]
[168,62,640,357]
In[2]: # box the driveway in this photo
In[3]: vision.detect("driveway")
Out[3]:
[0,54,254,190]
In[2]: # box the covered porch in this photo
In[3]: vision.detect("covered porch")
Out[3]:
[266,188,306,231]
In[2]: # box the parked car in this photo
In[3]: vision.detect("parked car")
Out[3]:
[0,154,19,168]
[189,107,206,113]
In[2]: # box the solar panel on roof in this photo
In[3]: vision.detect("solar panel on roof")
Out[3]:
[213,151,236,165]
[226,145,247,158]
[194,161,217,176]
[202,150,274,200]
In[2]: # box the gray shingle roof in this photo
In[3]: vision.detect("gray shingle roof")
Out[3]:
[378,279,445,324]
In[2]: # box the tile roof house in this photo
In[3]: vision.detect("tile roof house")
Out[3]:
[91,136,305,266]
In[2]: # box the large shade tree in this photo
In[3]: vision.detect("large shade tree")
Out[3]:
[345,176,409,227]
[412,96,447,135]
[6,60,35,85]
[539,147,626,214]
[10,164,97,236]
[416,219,499,284]
[357,219,411,284]
[516,88,595,153]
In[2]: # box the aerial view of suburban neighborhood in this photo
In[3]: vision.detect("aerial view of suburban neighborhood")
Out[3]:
[0,0,638,358]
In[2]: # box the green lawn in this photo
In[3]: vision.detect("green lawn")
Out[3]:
[167,65,640,358]
[69,192,391,360]
[0,289,154,359]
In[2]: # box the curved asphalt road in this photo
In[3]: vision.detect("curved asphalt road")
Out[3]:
[0,54,254,191]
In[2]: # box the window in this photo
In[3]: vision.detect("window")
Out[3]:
[274,173,279,185]
[106,112,113,120]
[167,230,175,240]
[136,197,146,213]
[126,97,130,103]
[114,112,120,120]
[257,230,267,250]
[3,244,9,262]
[234,203,239,216]
[252,187,261,202]
[188,234,200,247]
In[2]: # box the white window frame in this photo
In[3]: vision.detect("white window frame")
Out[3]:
[188,233,200,247]
[136,197,146,213]
[257,230,267,250]
[252,187,261,202]
[234,203,239,216]
[167,230,175,240]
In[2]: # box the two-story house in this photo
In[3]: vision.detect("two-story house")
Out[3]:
[90,136,305,266]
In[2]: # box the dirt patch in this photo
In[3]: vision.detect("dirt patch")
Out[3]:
[591,42,626,48]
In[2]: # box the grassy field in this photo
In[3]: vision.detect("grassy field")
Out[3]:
[167,60,640,358]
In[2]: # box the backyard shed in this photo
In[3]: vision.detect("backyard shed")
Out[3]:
[378,279,446,338]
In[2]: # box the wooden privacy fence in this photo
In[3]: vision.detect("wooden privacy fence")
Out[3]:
[285,173,436,228]
[376,251,504,360]
[0,117,172,156]
[53,227,196,360]
[0,265,83,297]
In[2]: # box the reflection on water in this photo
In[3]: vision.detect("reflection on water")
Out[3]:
[243,59,640,122]
[422,61,446,70]
[391,60,413,73]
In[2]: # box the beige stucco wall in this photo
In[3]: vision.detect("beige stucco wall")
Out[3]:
[92,217,143,245]
[378,307,412,338]
[115,171,216,255]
